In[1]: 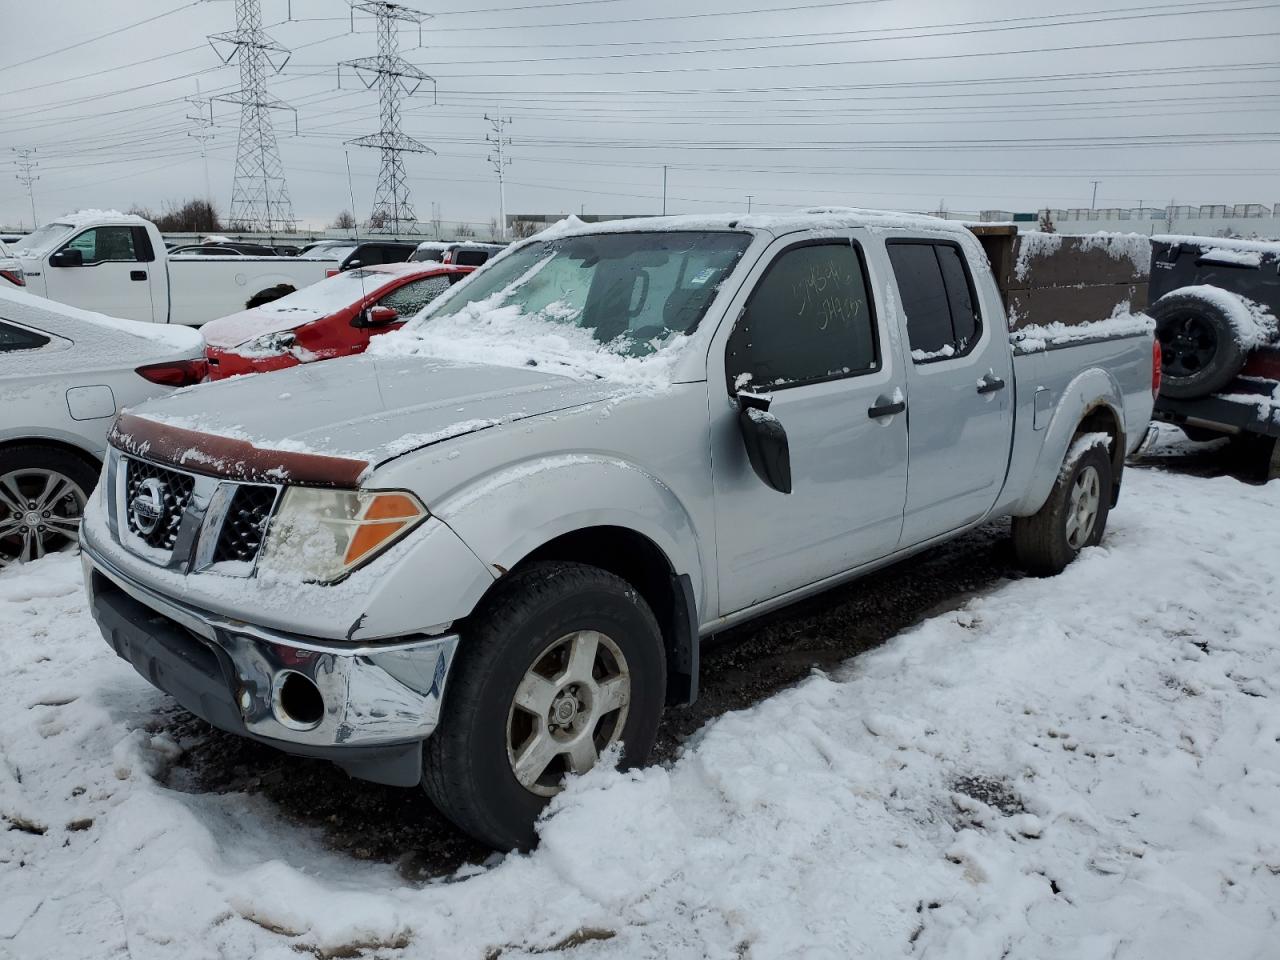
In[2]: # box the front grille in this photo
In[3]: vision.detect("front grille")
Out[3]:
[123,458,195,551]
[212,484,278,564]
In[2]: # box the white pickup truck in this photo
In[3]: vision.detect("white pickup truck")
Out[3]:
[10,211,334,326]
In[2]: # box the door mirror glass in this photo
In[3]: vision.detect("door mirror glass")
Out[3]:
[49,248,83,267]
[737,393,792,494]
[344,259,362,270]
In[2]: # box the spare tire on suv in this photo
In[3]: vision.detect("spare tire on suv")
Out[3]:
[1151,288,1251,399]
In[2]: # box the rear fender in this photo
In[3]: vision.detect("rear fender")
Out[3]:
[1010,367,1125,516]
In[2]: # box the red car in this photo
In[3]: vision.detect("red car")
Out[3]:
[203,262,473,379]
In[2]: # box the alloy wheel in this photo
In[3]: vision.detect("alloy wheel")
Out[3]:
[1065,465,1101,550]
[506,629,631,797]
[0,469,88,567]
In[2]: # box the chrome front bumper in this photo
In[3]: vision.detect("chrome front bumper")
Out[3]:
[82,531,459,787]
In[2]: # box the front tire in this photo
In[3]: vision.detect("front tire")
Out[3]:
[1012,439,1112,576]
[423,561,666,851]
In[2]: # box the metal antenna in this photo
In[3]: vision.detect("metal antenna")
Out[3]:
[485,109,512,240]
[12,147,38,229]
[340,1,435,236]
[186,80,216,203]
[209,0,297,233]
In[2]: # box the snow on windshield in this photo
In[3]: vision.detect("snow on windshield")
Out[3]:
[369,231,750,385]
[11,223,73,257]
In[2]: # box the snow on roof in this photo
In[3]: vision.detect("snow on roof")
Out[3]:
[1154,234,1280,255]
[51,208,150,227]
[530,207,971,242]
[0,285,202,352]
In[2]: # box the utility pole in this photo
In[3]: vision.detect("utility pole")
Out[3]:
[1090,180,1100,211]
[12,148,38,228]
[186,80,216,204]
[485,110,512,240]
[210,0,296,233]
[662,165,668,216]
[341,1,435,235]
[747,194,753,214]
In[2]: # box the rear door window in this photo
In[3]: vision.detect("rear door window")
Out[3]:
[887,240,982,361]
[453,248,490,267]
[0,320,50,352]
[725,241,879,391]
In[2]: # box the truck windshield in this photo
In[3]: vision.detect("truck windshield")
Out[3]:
[419,231,751,359]
[12,223,73,257]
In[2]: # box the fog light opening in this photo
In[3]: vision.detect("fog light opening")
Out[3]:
[273,671,324,729]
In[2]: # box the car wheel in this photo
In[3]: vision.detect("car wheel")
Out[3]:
[0,445,97,568]
[423,560,666,851]
[1012,438,1112,576]
[1152,290,1250,399]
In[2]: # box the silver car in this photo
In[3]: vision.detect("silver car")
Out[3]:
[80,211,1156,850]
[0,288,205,566]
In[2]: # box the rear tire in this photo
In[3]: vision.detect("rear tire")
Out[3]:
[423,561,666,851]
[1012,439,1112,576]
[1152,290,1249,399]
[245,284,296,309]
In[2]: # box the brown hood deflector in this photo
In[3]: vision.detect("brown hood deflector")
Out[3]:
[109,413,369,488]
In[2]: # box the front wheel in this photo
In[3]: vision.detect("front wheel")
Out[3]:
[423,561,666,850]
[1012,438,1112,576]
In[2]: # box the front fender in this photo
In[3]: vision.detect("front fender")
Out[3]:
[432,454,707,616]
[1010,366,1124,517]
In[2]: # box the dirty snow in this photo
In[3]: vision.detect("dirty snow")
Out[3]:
[3,466,1278,958]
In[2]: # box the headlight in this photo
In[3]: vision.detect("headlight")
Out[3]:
[260,487,428,583]
[241,330,297,355]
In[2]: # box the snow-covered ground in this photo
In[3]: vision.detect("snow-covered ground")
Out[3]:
[2,466,1278,960]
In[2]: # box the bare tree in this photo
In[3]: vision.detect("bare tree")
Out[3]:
[331,210,356,229]
[511,219,540,238]
[131,198,223,232]
[1038,209,1057,234]
[454,222,475,238]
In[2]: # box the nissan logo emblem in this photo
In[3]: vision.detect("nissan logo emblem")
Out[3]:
[130,477,166,535]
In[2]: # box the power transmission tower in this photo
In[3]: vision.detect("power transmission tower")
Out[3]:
[186,82,216,203]
[12,148,38,229]
[340,2,435,235]
[485,111,512,240]
[209,0,296,232]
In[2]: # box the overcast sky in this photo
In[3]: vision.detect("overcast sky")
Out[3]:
[1,0,1277,231]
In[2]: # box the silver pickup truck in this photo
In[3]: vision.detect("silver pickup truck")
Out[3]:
[80,210,1157,849]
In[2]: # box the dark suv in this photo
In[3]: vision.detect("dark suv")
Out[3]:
[298,240,417,273]
[1148,235,1280,477]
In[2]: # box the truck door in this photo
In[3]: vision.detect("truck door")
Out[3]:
[711,234,909,616]
[43,226,155,322]
[886,238,1014,546]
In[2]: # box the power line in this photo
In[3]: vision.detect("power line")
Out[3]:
[0,1,204,74]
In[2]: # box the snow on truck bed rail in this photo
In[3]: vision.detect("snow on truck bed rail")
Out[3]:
[1013,306,1155,352]
[3,467,1278,958]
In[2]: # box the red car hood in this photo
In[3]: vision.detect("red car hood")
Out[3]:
[201,303,333,349]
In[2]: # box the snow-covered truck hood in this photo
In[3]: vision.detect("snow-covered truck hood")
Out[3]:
[110,354,616,485]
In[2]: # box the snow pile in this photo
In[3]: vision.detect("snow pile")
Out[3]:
[3,467,1279,958]
[1200,247,1263,268]
[1168,285,1279,350]
[1015,306,1155,352]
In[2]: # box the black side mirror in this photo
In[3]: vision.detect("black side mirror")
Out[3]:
[736,391,791,494]
[343,259,362,270]
[49,248,83,267]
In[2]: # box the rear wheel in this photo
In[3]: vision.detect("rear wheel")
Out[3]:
[1152,291,1249,399]
[1012,439,1112,576]
[423,561,666,850]
[0,445,97,569]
